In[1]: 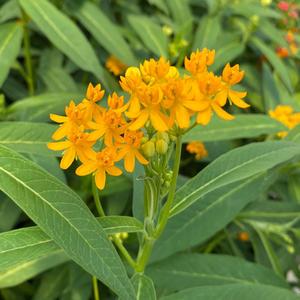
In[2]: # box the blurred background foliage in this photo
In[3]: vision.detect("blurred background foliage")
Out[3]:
[1,0,300,299]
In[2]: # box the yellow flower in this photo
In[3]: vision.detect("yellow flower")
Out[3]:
[105,55,127,76]
[218,63,249,109]
[186,141,208,160]
[161,78,201,129]
[184,48,215,75]
[48,126,96,169]
[88,109,125,146]
[195,72,234,125]
[139,57,178,84]
[116,130,148,172]
[269,105,300,137]
[50,100,86,141]
[108,92,129,113]
[76,147,122,190]
[127,85,169,132]
[81,83,105,120]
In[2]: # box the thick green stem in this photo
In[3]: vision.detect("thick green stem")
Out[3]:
[21,10,34,96]
[92,276,100,300]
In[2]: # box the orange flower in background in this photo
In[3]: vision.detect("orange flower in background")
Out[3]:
[76,147,122,190]
[116,130,148,172]
[50,101,86,140]
[48,126,96,169]
[105,55,127,76]
[186,141,208,160]
[269,105,300,137]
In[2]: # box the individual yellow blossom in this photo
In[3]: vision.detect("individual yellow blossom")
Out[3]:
[81,83,105,121]
[269,105,300,137]
[107,92,128,113]
[218,63,249,109]
[48,126,96,169]
[76,147,122,190]
[139,57,178,84]
[105,55,127,76]
[184,48,215,75]
[127,85,169,132]
[194,72,234,125]
[88,109,125,146]
[50,100,86,141]
[186,141,208,160]
[116,130,148,172]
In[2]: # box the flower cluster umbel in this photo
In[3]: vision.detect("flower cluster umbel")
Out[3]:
[48,49,249,190]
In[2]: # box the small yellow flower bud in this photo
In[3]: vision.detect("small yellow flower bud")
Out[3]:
[250,15,260,25]
[179,39,188,48]
[115,233,121,239]
[261,0,272,6]
[156,139,168,154]
[121,232,128,240]
[162,25,173,36]
[141,141,155,158]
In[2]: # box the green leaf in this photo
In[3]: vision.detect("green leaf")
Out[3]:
[7,92,82,122]
[128,15,168,57]
[0,195,21,232]
[19,0,105,83]
[250,37,293,93]
[258,21,288,48]
[171,142,300,216]
[73,1,136,65]
[151,174,266,261]
[165,0,192,25]
[193,15,220,50]
[98,216,144,234]
[0,146,135,299]
[0,22,23,87]
[161,284,299,300]
[131,274,156,300]
[0,122,56,156]
[0,0,21,23]
[183,115,285,142]
[285,125,300,142]
[148,253,288,292]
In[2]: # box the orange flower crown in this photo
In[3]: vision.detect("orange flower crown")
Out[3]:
[48,49,249,190]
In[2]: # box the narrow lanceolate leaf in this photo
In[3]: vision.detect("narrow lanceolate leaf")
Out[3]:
[0,216,142,288]
[0,227,68,288]
[128,15,168,57]
[0,22,23,87]
[171,142,300,216]
[0,195,21,232]
[0,122,56,156]
[0,146,135,299]
[151,175,266,261]
[74,1,136,65]
[183,115,285,142]
[148,253,288,292]
[161,284,299,300]
[192,15,220,50]
[165,0,192,25]
[285,125,300,142]
[250,37,293,92]
[131,274,157,300]
[19,0,105,82]
[8,92,82,122]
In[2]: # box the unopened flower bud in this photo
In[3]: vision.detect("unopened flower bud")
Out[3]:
[156,139,168,154]
[141,141,155,158]
[250,15,260,25]
[121,232,128,240]
[162,25,173,36]
[157,132,169,143]
[261,0,272,6]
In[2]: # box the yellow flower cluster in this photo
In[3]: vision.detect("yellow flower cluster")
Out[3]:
[48,49,248,190]
[269,105,300,137]
[186,141,208,160]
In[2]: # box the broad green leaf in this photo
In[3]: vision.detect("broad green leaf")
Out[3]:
[285,125,300,142]
[128,15,168,57]
[7,92,82,122]
[0,146,135,299]
[288,175,300,203]
[0,194,21,232]
[258,21,287,48]
[99,216,143,234]
[131,274,156,300]
[183,115,284,142]
[171,142,300,216]
[165,0,192,25]
[193,15,220,50]
[0,122,56,156]
[161,284,299,300]
[0,0,21,23]
[212,42,245,71]
[73,1,136,65]
[250,37,293,92]
[132,163,145,221]
[19,0,105,84]
[262,62,280,111]
[148,253,288,292]
[0,22,23,87]
[151,175,266,261]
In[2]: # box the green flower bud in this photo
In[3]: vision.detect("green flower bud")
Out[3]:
[141,141,155,158]
[156,139,168,154]
[157,132,170,143]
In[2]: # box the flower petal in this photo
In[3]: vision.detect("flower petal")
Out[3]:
[106,166,122,176]
[129,111,149,131]
[95,169,106,190]
[76,162,97,176]
[196,108,212,125]
[124,152,135,172]
[50,114,67,123]
[150,111,168,131]
[229,90,249,108]
[212,102,235,120]
[214,89,228,106]
[175,105,190,128]
[47,141,71,151]
[135,150,148,165]
[60,147,76,169]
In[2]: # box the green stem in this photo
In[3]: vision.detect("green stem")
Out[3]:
[21,10,34,96]
[92,276,100,300]
[91,177,136,269]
